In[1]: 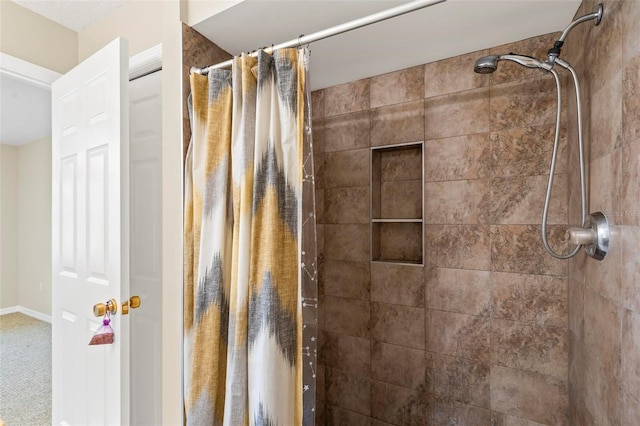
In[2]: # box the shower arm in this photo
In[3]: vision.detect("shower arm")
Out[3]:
[546,3,603,66]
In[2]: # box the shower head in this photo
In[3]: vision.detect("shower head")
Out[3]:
[473,55,499,74]
[473,53,552,74]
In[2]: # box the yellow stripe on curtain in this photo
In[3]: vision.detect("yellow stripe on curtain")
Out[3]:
[184,48,317,426]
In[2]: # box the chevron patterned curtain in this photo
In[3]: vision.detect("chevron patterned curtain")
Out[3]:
[184,48,317,426]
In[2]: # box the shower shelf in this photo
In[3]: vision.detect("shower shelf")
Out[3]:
[370,141,424,266]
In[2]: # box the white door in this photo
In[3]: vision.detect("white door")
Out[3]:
[129,70,162,425]
[52,38,130,426]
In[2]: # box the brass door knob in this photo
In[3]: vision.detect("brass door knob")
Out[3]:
[93,298,118,317]
[129,296,141,309]
[122,296,141,315]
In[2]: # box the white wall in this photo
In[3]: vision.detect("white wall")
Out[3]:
[0,144,19,309]
[17,138,52,316]
[186,0,243,26]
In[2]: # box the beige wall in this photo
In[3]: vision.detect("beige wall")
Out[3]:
[0,0,77,73]
[17,138,52,316]
[314,32,570,425]
[566,0,640,424]
[78,0,164,61]
[161,2,187,424]
[0,144,19,309]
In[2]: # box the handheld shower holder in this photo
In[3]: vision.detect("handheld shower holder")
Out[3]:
[566,212,610,260]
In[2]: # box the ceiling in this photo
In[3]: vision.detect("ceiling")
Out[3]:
[0,74,52,146]
[2,0,583,145]
[193,0,582,90]
[11,0,127,32]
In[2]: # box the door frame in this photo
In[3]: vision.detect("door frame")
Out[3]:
[0,52,61,89]
[2,44,174,420]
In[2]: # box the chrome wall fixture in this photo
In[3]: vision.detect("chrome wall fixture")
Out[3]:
[473,3,610,261]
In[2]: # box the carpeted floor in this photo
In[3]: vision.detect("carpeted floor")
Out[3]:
[0,313,51,426]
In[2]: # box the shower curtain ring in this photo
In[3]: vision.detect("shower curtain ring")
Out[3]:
[297,34,304,49]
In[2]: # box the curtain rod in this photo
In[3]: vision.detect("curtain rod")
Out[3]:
[190,0,447,75]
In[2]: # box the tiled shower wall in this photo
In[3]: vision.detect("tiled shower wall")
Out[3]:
[565,1,640,424]
[313,32,573,425]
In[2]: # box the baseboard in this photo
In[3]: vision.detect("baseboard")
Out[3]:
[0,305,52,323]
[0,306,19,315]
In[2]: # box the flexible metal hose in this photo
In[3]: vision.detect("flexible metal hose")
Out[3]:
[541,65,587,259]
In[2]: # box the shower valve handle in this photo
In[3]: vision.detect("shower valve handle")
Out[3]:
[565,212,610,261]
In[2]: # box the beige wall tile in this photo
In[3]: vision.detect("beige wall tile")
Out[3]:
[426,310,490,362]
[323,260,370,301]
[325,224,369,262]
[491,175,567,225]
[583,288,621,380]
[425,225,491,270]
[568,277,584,339]
[313,118,325,154]
[380,180,422,219]
[583,348,621,426]
[371,381,427,425]
[312,90,325,119]
[324,295,370,339]
[371,100,424,147]
[321,331,371,376]
[491,272,567,328]
[489,33,560,85]
[370,263,425,307]
[491,318,568,379]
[326,405,371,426]
[325,186,369,224]
[622,390,640,426]
[621,140,640,226]
[427,395,492,425]
[490,225,567,276]
[426,268,490,317]
[490,76,558,132]
[370,65,424,109]
[380,146,422,182]
[426,352,490,408]
[424,88,490,140]
[424,134,491,181]
[586,2,623,96]
[622,227,640,312]
[324,111,370,153]
[371,302,425,350]
[490,365,568,425]
[490,124,567,178]
[378,223,423,263]
[491,412,553,426]
[324,79,370,117]
[622,309,640,402]
[324,149,369,188]
[425,179,490,225]
[622,56,640,145]
[325,368,371,416]
[621,0,640,62]
[589,73,624,160]
[371,341,425,390]
[424,50,489,98]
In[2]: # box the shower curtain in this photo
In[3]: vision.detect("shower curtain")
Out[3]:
[184,48,317,426]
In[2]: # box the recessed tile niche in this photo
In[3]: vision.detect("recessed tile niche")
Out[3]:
[370,141,424,265]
